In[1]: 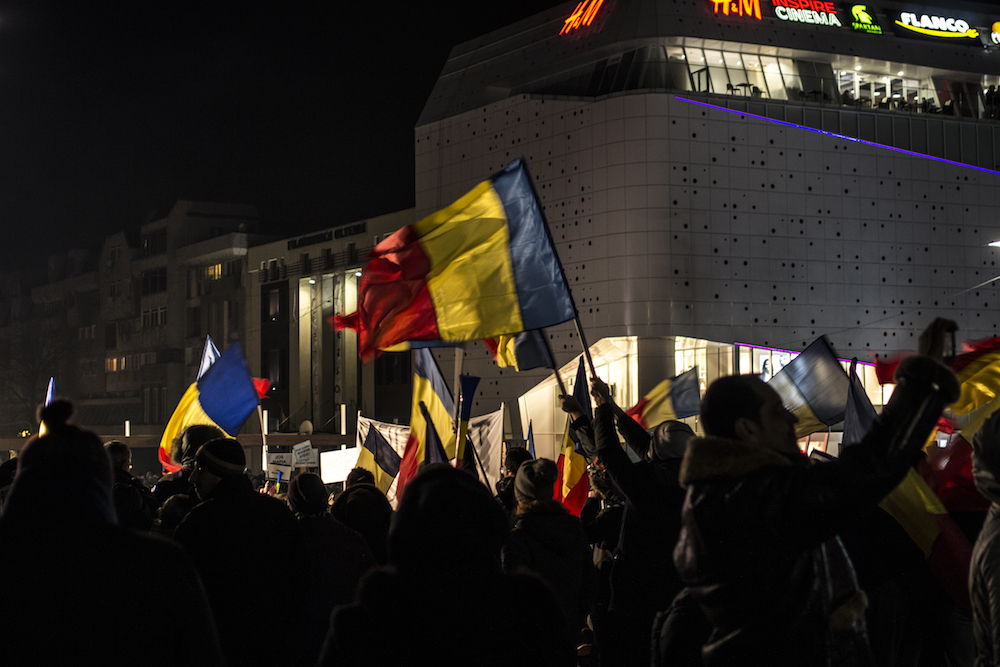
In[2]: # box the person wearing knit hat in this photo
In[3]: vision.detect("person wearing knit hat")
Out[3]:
[153,424,226,503]
[174,433,300,667]
[503,458,596,652]
[190,437,246,501]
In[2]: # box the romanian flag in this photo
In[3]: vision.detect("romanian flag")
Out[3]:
[395,349,456,499]
[768,337,850,438]
[455,374,480,468]
[527,421,536,458]
[355,425,402,494]
[158,341,259,472]
[483,330,556,371]
[556,359,590,516]
[843,360,972,615]
[334,160,575,362]
[625,367,700,429]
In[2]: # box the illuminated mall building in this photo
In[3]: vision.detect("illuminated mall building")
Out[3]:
[413,0,1000,455]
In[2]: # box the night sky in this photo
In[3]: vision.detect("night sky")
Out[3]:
[0,0,565,271]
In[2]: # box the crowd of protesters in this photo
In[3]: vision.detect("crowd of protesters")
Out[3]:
[5,318,1000,666]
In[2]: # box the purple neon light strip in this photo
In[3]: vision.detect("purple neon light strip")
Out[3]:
[675,96,1000,177]
[735,341,874,366]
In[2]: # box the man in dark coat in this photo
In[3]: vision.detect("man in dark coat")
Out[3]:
[495,445,533,517]
[106,440,160,531]
[174,437,300,667]
[585,381,694,667]
[970,408,1000,666]
[153,424,225,503]
[674,319,960,666]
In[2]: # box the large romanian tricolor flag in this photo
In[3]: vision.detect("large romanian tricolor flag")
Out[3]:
[395,349,456,499]
[556,359,591,517]
[625,367,700,429]
[334,160,575,362]
[158,341,260,472]
[767,337,850,438]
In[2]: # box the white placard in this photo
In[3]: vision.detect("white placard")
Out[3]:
[292,440,319,467]
[320,448,360,484]
[267,452,293,467]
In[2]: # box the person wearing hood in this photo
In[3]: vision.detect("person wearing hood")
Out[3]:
[502,458,596,649]
[577,381,694,667]
[153,424,225,503]
[674,318,960,666]
[970,408,1000,666]
[0,400,222,665]
[495,445,533,517]
[173,437,300,667]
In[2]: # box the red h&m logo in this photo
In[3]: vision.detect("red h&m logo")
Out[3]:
[560,0,605,34]
[712,0,763,20]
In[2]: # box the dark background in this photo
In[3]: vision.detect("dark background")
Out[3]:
[0,0,565,269]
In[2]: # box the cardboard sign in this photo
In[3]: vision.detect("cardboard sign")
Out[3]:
[267,452,293,467]
[292,440,319,467]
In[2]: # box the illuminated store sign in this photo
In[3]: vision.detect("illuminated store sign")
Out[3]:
[711,0,763,20]
[771,0,841,26]
[895,12,979,38]
[992,21,1000,45]
[849,4,883,34]
[560,0,605,34]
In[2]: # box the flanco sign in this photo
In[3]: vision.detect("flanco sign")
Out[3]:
[895,12,979,39]
[771,0,842,26]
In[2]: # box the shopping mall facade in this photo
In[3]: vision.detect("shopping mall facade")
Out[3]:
[413,0,1000,456]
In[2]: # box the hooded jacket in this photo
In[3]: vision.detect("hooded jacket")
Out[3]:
[674,355,959,667]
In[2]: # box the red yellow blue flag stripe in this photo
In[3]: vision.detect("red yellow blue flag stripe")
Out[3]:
[335,160,575,362]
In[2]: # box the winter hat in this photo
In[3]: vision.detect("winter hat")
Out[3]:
[195,438,246,477]
[514,458,559,504]
[288,472,329,515]
[650,421,695,461]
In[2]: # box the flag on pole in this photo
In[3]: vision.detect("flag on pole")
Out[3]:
[768,336,850,438]
[395,349,456,499]
[158,341,259,472]
[526,421,536,458]
[334,160,576,362]
[420,402,449,466]
[355,425,402,494]
[625,367,700,429]
[483,330,556,371]
[556,359,590,516]
[455,374,481,469]
[842,359,877,447]
[198,335,221,381]
[39,377,56,437]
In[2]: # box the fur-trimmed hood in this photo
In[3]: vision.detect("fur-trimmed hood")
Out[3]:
[678,436,796,487]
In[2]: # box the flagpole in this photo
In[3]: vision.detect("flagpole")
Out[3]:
[452,345,464,436]
[574,315,597,379]
[466,432,488,483]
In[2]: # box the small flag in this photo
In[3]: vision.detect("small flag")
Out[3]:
[842,359,877,447]
[768,336,850,438]
[527,421,536,458]
[159,341,259,472]
[333,160,575,362]
[556,359,590,516]
[395,349,455,499]
[39,377,55,437]
[483,330,556,371]
[455,374,481,468]
[625,367,700,429]
[356,426,402,494]
[420,402,449,466]
[198,335,221,381]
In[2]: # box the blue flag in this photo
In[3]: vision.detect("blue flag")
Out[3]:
[363,426,402,477]
[842,359,877,448]
[420,401,449,465]
[527,421,536,458]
